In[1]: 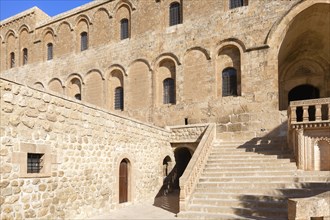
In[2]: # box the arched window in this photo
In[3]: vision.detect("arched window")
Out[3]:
[47,43,53,60]
[222,68,237,96]
[114,87,124,110]
[163,78,175,104]
[80,32,88,51]
[23,48,28,65]
[169,2,181,26]
[10,52,15,68]
[120,19,129,40]
[230,0,248,9]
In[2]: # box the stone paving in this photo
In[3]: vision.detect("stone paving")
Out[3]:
[89,204,179,220]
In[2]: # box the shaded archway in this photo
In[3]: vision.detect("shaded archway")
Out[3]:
[288,84,320,121]
[278,3,330,110]
[288,84,320,103]
[119,158,130,203]
[154,148,192,214]
[174,147,192,189]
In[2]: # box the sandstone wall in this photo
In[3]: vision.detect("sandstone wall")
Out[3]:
[1,0,328,140]
[0,77,174,219]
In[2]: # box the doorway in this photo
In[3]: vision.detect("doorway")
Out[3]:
[119,159,130,203]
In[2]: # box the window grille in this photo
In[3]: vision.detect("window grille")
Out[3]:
[27,153,44,173]
[120,19,129,40]
[23,48,28,65]
[10,52,15,68]
[163,78,175,104]
[169,2,181,26]
[81,32,88,51]
[230,0,248,9]
[47,43,53,60]
[222,68,237,96]
[114,87,124,110]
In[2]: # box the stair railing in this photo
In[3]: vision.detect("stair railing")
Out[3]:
[287,98,330,170]
[179,123,216,211]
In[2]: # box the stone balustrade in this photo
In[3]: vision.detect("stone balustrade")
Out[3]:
[167,124,208,143]
[288,98,330,171]
[179,123,216,211]
[288,98,330,128]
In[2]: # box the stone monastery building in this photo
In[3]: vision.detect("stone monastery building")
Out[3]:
[0,0,329,219]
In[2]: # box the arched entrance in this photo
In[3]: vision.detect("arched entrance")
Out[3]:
[174,147,192,189]
[119,158,130,203]
[154,148,192,214]
[163,156,172,177]
[288,84,320,103]
[288,85,320,121]
[277,3,330,110]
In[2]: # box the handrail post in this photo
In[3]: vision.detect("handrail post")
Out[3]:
[291,106,297,123]
[302,106,309,122]
[315,104,322,121]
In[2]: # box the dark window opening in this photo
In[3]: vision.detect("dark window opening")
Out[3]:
[185,118,188,125]
[230,0,248,9]
[10,52,15,68]
[163,78,175,104]
[47,43,53,60]
[120,19,129,40]
[23,48,28,65]
[114,87,124,110]
[169,2,181,26]
[288,85,320,122]
[81,32,88,51]
[27,153,44,173]
[222,67,237,96]
[74,94,81,100]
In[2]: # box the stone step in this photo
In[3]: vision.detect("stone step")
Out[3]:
[202,170,330,177]
[191,198,287,209]
[177,211,263,220]
[208,151,292,156]
[195,182,330,190]
[201,170,297,177]
[204,163,297,170]
[206,159,292,167]
[204,163,296,169]
[207,157,293,162]
[211,147,290,155]
[209,152,292,159]
[177,211,274,220]
[199,176,330,182]
[187,204,287,218]
[193,187,329,196]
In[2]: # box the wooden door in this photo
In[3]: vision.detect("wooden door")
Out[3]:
[119,160,128,203]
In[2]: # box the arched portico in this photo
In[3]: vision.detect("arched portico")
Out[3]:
[266,1,330,110]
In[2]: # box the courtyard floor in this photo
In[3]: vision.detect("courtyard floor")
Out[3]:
[89,204,178,220]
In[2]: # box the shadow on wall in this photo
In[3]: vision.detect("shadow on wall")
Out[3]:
[154,147,192,214]
[153,165,180,214]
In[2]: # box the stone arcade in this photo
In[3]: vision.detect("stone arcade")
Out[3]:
[0,0,329,219]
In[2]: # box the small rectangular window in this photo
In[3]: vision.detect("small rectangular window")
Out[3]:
[81,32,88,51]
[114,87,124,110]
[47,43,53,60]
[169,2,182,26]
[10,52,15,68]
[27,153,44,173]
[230,0,248,9]
[23,48,28,65]
[120,19,129,40]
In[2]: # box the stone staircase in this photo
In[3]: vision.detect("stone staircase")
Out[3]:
[178,138,330,219]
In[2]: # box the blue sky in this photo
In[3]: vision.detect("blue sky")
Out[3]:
[0,0,93,21]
